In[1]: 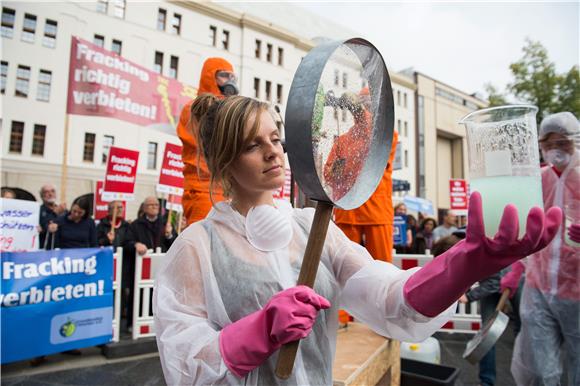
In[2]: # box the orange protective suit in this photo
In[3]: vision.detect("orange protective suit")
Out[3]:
[334,131,398,262]
[177,58,234,225]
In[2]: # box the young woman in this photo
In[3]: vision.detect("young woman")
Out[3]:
[51,196,97,249]
[153,94,561,385]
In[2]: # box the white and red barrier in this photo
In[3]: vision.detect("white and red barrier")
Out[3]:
[132,247,164,340]
[112,247,123,342]
[391,250,482,335]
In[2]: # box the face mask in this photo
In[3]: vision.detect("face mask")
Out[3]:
[218,81,239,96]
[245,201,293,252]
[544,149,571,168]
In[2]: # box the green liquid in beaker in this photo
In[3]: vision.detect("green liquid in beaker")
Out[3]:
[470,176,543,238]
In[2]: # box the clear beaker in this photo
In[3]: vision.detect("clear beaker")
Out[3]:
[460,105,543,237]
[564,202,580,247]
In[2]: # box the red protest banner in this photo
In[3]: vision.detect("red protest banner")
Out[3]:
[166,193,183,213]
[103,146,139,201]
[450,179,468,213]
[273,167,292,201]
[157,143,184,196]
[66,36,195,132]
[94,180,126,220]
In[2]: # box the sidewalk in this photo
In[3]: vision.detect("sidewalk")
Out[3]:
[1,321,560,386]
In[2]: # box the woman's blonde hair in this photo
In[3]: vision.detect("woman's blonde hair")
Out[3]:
[191,94,271,201]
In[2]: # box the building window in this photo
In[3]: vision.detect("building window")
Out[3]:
[157,8,166,31]
[341,109,347,122]
[96,0,108,14]
[171,13,181,35]
[83,133,96,162]
[42,19,57,48]
[209,25,217,47]
[265,80,271,101]
[36,69,51,102]
[404,93,408,108]
[254,78,260,98]
[147,142,158,169]
[397,90,401,106]
[404,150,408,168]
[276,84,283,104]
[93,34,105,47]
[255,39,261,59]
[32,124,46,156]
[113,0,125,19]
[15,65,31,98]
[342,72,348,88]
[334,70,339,86]
[397,119,401,133]
[222,30,229,50]
[154,51,163,74]
[102,135,114,164]
[1,7,16,38]
[1,61,7,94]
[9,121,24,153]
[278,47,284,66]
[169,56,178,79]
[111,39,122,55]
[21,13,37,43]
[266,43,273,62]
[404,121,408,137]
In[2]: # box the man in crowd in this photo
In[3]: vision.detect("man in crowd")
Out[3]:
[38,184,66,249]
[177,57,239,225]
[432,209,458,243]
[122,196,176,330]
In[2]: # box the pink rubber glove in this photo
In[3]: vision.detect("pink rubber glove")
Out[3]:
[568,223,580,243]
[500,260,525,298]
[219,285,331,378]
[404,191,562,317]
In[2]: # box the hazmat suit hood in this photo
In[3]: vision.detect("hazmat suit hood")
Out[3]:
[198,57,235,97]
[539,111,580,150]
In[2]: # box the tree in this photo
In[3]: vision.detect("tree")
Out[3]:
[484,83,507,107]
[487,39,580,121]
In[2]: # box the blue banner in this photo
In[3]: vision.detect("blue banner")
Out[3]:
[393,215,408,246]
[1,248,114,364]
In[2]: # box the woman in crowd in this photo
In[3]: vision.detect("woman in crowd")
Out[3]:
[410,217,437,254]
[96,201,130,248]
[153,94,561,385]
[50,196,97,249]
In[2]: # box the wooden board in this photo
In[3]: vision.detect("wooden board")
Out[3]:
[333,322,400,386]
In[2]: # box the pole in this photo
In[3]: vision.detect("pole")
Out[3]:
[60,114,70,203]
[110,202,118,237]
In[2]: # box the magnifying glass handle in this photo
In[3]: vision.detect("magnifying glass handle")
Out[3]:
[496,289,510,312]
[275,201,334,379]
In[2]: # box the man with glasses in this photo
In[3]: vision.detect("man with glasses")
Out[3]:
[122,196,176,330]
[176,58,239,226]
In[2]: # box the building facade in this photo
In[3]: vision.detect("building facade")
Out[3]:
[409,71,488,217]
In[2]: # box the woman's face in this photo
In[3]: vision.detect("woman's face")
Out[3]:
[395,204,407,215]
[424,220,435,233]
[69,204,86,222]
[230,111,285,199]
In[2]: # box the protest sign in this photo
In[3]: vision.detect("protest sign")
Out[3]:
[450,179,468,215]
[1,248,114,363]
[165,194,183,213]
[66,37,195,134]
[273,167,293,201]
[393,215,408,246]
[94,181,126,220]
[0,198,40,252]
[157,143,184,196]
[103,147,139,201]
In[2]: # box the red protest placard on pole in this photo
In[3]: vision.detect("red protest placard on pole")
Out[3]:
[157,143,184,196]
[166,193,183,213]
[273,167,292,201]
[103,146,139,201]
[94,180,126,220]
[450,179,468,213]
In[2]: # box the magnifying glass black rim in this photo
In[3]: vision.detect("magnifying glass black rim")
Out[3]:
[285,37,394,210]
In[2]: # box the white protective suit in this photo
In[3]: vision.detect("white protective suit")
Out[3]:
[511,112,580,386]
[154,200,455,385]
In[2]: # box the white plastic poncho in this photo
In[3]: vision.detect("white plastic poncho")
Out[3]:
[153,200,455,385]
